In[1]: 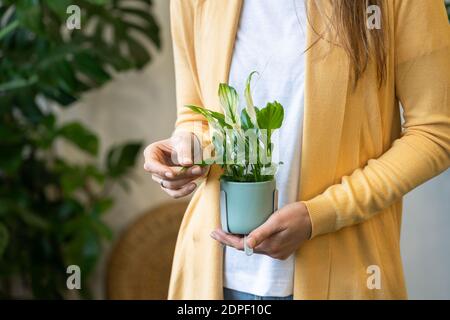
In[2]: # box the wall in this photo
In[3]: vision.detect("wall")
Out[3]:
[60,0,449,299]
[402,170,450,300]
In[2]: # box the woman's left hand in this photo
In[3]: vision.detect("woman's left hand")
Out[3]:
[210,202,312,260]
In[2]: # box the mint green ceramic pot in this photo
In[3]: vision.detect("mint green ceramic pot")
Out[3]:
[220,179,277,235]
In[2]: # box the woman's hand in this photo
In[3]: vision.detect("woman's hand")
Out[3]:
[143,132,209,198]
[210,202,312,260]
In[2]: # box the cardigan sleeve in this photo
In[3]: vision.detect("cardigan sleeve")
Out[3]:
[304,0,450,238]
[170,0,210,145]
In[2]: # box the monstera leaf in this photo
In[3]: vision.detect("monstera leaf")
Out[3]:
[0,0,159,299]
[0,0,161,107]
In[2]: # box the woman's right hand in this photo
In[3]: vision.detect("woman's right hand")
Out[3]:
[143,132,209,198]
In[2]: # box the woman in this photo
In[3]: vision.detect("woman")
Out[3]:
[143,0,450,300]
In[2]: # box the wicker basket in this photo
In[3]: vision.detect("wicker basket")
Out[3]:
[106,201,187,300]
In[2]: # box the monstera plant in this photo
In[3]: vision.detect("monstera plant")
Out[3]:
[446,0,450,20]
[0,0,160,299]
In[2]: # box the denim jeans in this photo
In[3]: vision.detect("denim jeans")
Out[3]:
[223,287,293,300]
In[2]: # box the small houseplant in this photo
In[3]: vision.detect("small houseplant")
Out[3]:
[187,72,284,235]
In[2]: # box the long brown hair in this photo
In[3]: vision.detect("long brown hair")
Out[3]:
[308,0,388,87]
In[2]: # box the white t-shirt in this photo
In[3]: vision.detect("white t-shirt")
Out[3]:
[224,0,307,297]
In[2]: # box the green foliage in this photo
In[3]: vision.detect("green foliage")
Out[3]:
[0,0,160,299]
[446,0,450,20]
[0,223,8,258]
[218,83,240,125]
[257,101,284,130]
[244,71,258,126]
[186,72,285,183]
[59,122,99,156]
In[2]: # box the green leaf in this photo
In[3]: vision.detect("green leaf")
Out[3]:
[0,75,38,92]
[244,71,258,127]
[0,145,23,174]
[51,61,78,93]
[44,0,72,18]
[74,52,111,85]
[0,123,24,143]
[185,105,231,129]
[84,0,110,5]
[0,20,19,41]
[0,223,9,258]
[16,92,45,123]
[126,36,151,69]
[240,109,254,130]
[84,165,105,184]
[257,101,285,130]
[91,198,113,218]
[19,210,50,230]
[210,133,223,162]
[218,83,239,125]
[106,142,142,178]
[15,0,43,32]
[58,122,99,155]
[40,85,78,106]
[90,219,113,240]
[57,199,84,220]
[119,7,161,48]
[61,167,86,195]
[63,226,101,275]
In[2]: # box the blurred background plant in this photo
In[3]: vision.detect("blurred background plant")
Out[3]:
[0,0,160,299]
[446,0,450,19]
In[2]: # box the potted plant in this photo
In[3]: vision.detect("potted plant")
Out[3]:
[0,0,160,298]
[186,72,284,236]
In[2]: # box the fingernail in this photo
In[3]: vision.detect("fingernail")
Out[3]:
[188,183,196,191]
[144,163,149,170]
[182,158,193,165]
[191,166,201,175]
[210,232,217,239]
[165,171,174,178]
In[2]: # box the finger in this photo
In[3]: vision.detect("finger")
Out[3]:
[143,146,174,178]
[253,240,284,259]
[152,175,197,190]
[162,182,197,199]
[166,165,209,181]
[171,134,195,166]
[246,214,284,249]
[144,160,174,178]
[252,242,271,255]
[210,231,242,249]
[211,229,244,250]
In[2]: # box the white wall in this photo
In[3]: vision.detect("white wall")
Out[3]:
[60,0,450,299]
[402,170,450,300]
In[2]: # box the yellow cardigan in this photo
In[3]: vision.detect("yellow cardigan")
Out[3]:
[168,0,450,299]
